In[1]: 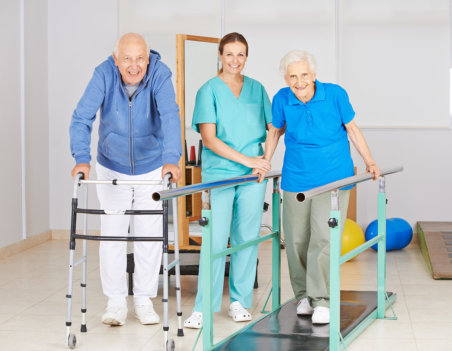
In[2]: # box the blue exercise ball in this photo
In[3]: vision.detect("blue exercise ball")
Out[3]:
[365,218,413,251]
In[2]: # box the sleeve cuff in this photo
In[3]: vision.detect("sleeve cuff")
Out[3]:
[162,154,181,166]
[75,155,91,165]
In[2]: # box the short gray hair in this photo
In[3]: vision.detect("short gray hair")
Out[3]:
[113,34,150,57]
[279,50,317,76]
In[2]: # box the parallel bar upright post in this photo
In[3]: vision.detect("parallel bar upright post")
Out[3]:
[377,177,387,319]
[271,178,281,310]
[201,190,213,350]
[329,190,341,351]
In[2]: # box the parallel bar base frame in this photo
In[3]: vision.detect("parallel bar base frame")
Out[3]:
[212,290,396,351]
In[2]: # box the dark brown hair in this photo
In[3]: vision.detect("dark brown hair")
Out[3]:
[218,32,248,74]
[219,32,248,56]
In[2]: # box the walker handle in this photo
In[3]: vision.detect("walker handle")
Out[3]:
[163,172,172,188]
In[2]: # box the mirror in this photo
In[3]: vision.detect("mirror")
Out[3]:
[175,34,221,249]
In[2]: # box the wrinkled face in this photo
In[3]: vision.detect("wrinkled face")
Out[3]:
[285,60,316,103]
[219,41,247,75]
[113,36,149,85]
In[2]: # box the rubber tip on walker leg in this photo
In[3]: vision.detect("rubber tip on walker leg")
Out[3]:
[177,328,184,337]
[80,324,87,333]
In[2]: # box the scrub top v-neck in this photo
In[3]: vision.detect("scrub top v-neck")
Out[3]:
[192,76,272,182]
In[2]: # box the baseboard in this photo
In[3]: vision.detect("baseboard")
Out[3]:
[408,232,419,248]
[0,230,52,260]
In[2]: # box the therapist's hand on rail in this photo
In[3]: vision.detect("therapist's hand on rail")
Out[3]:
[366,163,381,180]
[71,163,90,180]
[162,163,181,183]
[245,155,271,172]
[252,168,267,183]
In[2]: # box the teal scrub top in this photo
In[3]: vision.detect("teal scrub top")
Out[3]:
[192,76,272,182]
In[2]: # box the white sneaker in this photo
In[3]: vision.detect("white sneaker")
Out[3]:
[228,301,252,322]
[311,306,330,324]
[135,305,160,325]
[102,306,127,326]
[296,298,314,316]
[184,312,203,329]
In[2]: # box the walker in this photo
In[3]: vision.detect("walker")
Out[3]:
[65,172,183,351]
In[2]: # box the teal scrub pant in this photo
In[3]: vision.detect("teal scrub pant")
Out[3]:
[194,181,267,312]
[283,189,350,308]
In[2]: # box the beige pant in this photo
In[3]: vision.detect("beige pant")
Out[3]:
[283,189,350,308]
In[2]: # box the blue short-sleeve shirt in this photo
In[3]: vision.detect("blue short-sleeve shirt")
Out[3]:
[272,80,355,192]
[192,76,272,182]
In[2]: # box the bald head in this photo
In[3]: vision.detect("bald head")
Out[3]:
[113,33,150,85]
[113,33,149,57]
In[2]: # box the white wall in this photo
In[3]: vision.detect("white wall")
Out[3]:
[0,0,51,249]
[0,0,445,246]
[46,0,449,232]
[0,0,23,247]
[48,0,118,230]
[352,128,452,229]
[339,0,449,128]
[25,0,49,237]
[222,0,451,229]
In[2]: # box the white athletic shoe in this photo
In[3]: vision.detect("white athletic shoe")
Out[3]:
[228,301,252,322]
[102,306,127,326]
[296,298,314,316]
[184,312,203,329]
[311,306,330,324]
[135,305,160,325]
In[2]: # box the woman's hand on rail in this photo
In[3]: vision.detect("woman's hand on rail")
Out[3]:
[366,163,381,180]
[252,168,267,183]
[162,164,181,183]
[71,163,90,180]
[244,155,271,172]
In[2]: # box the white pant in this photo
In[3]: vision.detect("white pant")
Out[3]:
[96,163,163,307]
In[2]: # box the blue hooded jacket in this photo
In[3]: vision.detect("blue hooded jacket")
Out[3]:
[70,50,182,175]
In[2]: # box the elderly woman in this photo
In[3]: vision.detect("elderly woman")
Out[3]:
[263,50,380,324]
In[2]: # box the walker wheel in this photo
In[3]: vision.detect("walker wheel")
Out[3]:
[68,333,76,349]
[166,339,175,351]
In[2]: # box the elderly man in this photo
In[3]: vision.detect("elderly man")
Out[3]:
[70,33,182,326]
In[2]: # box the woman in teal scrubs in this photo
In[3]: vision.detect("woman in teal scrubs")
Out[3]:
[184,32,274,328]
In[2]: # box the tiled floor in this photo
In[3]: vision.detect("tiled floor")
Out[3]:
[0,239,451,351]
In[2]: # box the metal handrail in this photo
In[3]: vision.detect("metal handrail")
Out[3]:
[152,170,282,201]
[296,166,403,202]
[73,173,172,199]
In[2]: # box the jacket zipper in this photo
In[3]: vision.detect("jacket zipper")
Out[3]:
[129,100,134,174]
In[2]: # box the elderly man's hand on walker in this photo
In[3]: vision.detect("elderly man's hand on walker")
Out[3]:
[162,164,181,183]
[71,163,91,179]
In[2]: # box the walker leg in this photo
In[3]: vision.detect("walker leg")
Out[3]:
[66,247,75,346]
[80,239,87,332]
[162,199,169,349]
[81,187,88,333]
[66,195,79,347]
